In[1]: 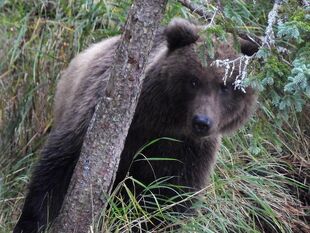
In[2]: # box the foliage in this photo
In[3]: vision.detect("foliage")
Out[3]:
[258,2,310,118]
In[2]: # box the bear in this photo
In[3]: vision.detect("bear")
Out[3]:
[14,18,258,233]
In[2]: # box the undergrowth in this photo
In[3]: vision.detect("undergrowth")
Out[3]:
[0,0,309,232]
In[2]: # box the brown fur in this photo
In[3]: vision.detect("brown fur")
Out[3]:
[14,18,258,233]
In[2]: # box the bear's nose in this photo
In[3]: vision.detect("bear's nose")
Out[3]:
[192,115,212,136]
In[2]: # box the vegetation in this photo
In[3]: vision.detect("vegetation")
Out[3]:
[0,0,309,232]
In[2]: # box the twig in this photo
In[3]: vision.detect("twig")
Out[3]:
[177,0,262,45]
[177,0,213,20]
[262,0,283,48]
[212,55,254,93]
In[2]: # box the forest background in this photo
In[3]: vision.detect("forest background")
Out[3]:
[0,0,309,232]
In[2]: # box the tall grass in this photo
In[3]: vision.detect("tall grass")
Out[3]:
[98,109,309,233]
[0,1,130,231]
[0,1,309,232]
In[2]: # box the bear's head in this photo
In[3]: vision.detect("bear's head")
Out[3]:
[138,18,258,139]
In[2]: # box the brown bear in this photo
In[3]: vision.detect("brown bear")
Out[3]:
[14,19,258,233]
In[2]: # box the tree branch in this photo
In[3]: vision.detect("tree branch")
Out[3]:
[178,0,213,20]
[262,0,283,48]
[52,0,167,232]
[177,0,262,46]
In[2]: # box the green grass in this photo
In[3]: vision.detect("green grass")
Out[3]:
[97,109,309,233]
[0,0,309,232]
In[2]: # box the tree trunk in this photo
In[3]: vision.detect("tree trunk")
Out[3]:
[52,0,167,232]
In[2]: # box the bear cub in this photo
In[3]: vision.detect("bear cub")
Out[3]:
[14,18,258,233]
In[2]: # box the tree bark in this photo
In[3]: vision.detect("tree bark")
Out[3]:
[52,0,167,232]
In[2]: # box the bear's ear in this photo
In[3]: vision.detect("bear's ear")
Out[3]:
[239,37,260,56]
[165,18,199,51]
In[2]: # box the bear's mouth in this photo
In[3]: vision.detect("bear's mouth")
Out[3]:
[191,127,216,138]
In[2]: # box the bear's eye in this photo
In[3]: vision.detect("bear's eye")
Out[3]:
[220,83,230,93]
[190,78,200,89]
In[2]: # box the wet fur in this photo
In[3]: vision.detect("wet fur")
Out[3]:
[14,19,258,233]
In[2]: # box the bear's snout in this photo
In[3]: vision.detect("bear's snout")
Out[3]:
[192,114,213,136]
